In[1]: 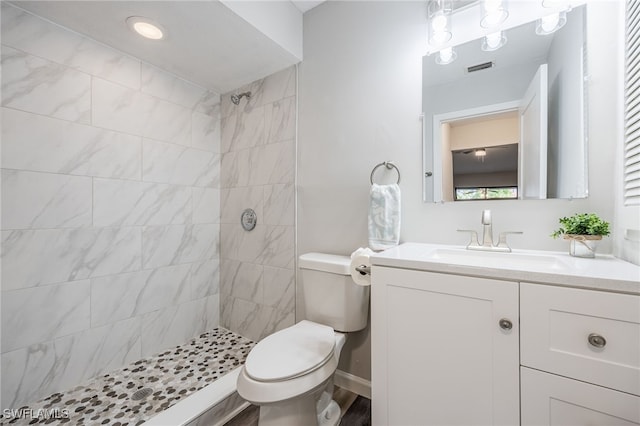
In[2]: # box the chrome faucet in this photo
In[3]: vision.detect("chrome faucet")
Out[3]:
[481,209,493,248]
[458,210,522,252]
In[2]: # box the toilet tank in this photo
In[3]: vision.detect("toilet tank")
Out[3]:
[299,253,370,332]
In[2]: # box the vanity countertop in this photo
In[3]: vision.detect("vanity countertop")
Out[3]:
[371,243,640,295]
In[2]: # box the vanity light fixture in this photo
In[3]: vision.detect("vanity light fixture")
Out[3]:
[436,47,457,65]
[481,31,507,51]
[428,0,453,46]
[480,0,509,29]
[126,16,165,40]
[475,148,487,157]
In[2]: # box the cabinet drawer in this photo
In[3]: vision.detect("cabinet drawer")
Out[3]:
[521,367,640,426]
[520,283,640,396]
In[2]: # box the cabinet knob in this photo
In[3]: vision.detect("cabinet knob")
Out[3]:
[588,333,606,349]
[499,318,513,330]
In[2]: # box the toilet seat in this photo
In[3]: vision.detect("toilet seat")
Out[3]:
[245,320,335,382]
[237,321,341,405]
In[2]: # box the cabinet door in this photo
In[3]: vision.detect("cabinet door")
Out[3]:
[372,267,519,426]
[521,367,640,426]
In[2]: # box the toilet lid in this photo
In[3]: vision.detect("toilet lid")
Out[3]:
[245,321,335,382]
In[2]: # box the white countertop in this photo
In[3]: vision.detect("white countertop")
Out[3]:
[371,243,640,295]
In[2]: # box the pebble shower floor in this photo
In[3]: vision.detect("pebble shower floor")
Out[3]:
[2,328,254,425]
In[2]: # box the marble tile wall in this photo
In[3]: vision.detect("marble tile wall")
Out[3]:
[0,3,221,408]
[220,66,297,342]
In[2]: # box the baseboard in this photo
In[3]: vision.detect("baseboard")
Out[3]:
[334,370,371,399]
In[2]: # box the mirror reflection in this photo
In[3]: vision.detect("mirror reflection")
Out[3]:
[423,5,588,202]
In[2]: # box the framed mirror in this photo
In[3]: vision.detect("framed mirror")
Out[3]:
[423,4,587,202]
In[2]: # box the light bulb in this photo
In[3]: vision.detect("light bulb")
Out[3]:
[126,17,165,40]
[541,13,559,32]
[480,0,508,29]
[428,8,451,46]
[486,32,501,49]
[133,22,163,39]
[432,31,451,45]
[436,47,457,65]
[432,14,447,31]
[536,10,567,35]
[482,31,507,51]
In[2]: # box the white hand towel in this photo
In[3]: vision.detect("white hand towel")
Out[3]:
[368,183,401,251]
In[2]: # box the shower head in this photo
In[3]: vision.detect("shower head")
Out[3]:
[230,91,251,105]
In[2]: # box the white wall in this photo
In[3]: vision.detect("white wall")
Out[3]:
[450,115,519,150]
[221,0,303,60]
[547,6,587,199]
[299,0,622,381]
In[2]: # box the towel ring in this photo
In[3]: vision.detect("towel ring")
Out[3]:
[370,161,401,185]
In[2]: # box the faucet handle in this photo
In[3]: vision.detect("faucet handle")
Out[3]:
[457,229,480,248]
[497,231,523,251]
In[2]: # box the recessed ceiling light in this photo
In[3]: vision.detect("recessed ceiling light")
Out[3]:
[126,16,165,40]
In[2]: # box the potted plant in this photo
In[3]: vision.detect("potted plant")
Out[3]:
[551,213,610,258]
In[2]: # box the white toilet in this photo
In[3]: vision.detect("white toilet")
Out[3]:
[237,252,370,426]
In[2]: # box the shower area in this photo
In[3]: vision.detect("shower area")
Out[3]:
[1,1,297,422]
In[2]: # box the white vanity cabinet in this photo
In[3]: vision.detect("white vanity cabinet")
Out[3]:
[372,263,640,426]
[520,283,640,426]
[371,266,520,426]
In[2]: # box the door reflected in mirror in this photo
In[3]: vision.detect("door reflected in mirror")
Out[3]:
[423,5,587,202]
[446,110,519,201]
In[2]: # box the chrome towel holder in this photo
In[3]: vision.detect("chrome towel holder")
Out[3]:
[370,161,401,185]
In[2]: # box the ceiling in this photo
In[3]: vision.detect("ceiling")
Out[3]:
[453,144,519,175]
[12,1,306,93]
[291,1,326,13]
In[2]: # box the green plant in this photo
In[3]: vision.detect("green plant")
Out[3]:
[551,213,611,239]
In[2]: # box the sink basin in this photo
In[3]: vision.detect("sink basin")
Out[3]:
[424,247,569,271]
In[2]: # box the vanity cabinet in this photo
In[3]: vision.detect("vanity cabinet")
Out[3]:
[372,266,640,426]
[520,283,640,426]
[371,266,520,426]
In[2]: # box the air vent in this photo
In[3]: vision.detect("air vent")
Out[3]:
[467,61,495,73]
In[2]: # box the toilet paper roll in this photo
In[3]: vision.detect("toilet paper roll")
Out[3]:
[350,247,374,286]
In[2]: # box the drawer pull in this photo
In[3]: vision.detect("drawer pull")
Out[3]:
[499,318,513,330]
[588,333,607,349]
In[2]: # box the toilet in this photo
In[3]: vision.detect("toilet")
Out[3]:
[236,253,370,426]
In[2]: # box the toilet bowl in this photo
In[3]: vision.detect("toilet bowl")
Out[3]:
[237,321,346,426]
[236,253,369,426]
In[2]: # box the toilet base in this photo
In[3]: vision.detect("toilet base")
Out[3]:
[257,397,341,426]
[318,400,341,426]
[257,393,317,426]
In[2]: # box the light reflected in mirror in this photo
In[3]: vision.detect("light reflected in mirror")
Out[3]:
[422,5,588,202]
